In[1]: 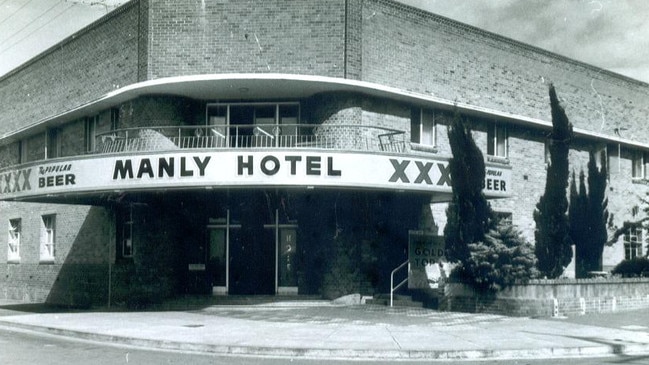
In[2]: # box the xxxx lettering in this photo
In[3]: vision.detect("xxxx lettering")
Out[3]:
[388,159,451,186]
[0,169,32,194]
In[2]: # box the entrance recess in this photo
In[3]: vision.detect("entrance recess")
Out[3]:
[207,209,298,295]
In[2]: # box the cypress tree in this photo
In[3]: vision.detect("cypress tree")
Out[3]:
[569,169,588,278]
[570,152,609,277]
[444,109,494,263]
[585,152,609,273]
[534,84,573,278]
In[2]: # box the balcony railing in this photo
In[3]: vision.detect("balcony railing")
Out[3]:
[95,124,407,154]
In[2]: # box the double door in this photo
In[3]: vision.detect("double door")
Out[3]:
[207,210,297,295]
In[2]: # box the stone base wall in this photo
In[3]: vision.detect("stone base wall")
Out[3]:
[441,279,649,317]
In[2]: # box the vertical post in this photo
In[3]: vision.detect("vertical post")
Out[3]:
[226,210,230,294]
[108,209,114,309]
[275,209,279,295]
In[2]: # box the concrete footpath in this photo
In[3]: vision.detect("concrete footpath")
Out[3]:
[1,300,649,361]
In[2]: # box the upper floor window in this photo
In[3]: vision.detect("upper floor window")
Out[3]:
[18,140,27,164]
[206,102,300,147]
[632,151,649,179]
[40,215,56,262]
[624,227,643,260]
[487,122,508,158]
[46,128,60,159]
[85,116,98,153]
[8,219,21,262]
[410,108,436,146]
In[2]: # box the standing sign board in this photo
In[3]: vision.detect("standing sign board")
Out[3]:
[408,231,449,289]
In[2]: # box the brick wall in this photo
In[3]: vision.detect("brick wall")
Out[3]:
[145,0,348,79]
[0,2,140,138]
[0,203,113,306]
[361,0,649,146]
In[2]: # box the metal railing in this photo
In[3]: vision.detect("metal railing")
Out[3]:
[390,259,409,307]
[94,124,407,154]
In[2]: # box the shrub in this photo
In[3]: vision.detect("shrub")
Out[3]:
[451,223,539,292]
[612,257,649,278]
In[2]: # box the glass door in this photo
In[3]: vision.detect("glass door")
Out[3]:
[206,211,240,295]
[265,209,298,295]
[278,227,298,292]
[207,227,227,294]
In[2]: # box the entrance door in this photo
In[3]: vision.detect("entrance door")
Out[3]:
[206,211,241,295]
[207,208,298,296]
[265,209,299,295]
[207,227,229,295]
[277,226,298,294]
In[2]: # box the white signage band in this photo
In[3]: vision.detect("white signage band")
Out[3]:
[0,150,512,201]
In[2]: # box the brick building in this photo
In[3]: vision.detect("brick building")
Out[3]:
[1,0,648,306]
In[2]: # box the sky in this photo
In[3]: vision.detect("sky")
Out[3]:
[0,0,647,83]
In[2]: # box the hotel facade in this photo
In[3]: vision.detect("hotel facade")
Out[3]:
[1,0,648,306]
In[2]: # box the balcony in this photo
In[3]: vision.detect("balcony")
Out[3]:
[95,124,407,155]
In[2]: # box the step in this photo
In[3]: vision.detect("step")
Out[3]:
[365,294,424,308]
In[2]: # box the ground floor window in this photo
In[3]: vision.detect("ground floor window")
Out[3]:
[40,215,56,262]
[624,227,643,260]
[494,211,513,225]
[8,218,21,262]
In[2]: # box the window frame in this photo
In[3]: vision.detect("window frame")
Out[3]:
[8,218,21,262]
[632,150,649,179]
[40,214,56,262]
[410,108,436,147]
[487,121,508,158]
[18,140,27,164]
[493,211,513,225]
[623,226,643,260]
[205,102,301,147]
[85,116,98,153]
[46,128,61,159]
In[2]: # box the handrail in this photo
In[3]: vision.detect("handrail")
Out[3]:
[93,124,408,155]
[390,259,409,307]
[254,126,275,139]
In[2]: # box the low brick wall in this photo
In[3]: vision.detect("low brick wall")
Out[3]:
[441,278,649,317]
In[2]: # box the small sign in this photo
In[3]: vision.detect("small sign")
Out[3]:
[188,263,206,271]
[408,231,449,289]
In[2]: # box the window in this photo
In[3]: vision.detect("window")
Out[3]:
[494,211,513,225]
[205,102,300,147]
[8,219,21,262]
[624,227,643,260]
[118,205,133,258]
[18,140,27,164]
[110,108,119,131]
[85,116,97,153]
[46,128,60,159]
[410,109,436,146]
[632,151,649,179]
[40,215,56,262]
[487,122,508,158]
